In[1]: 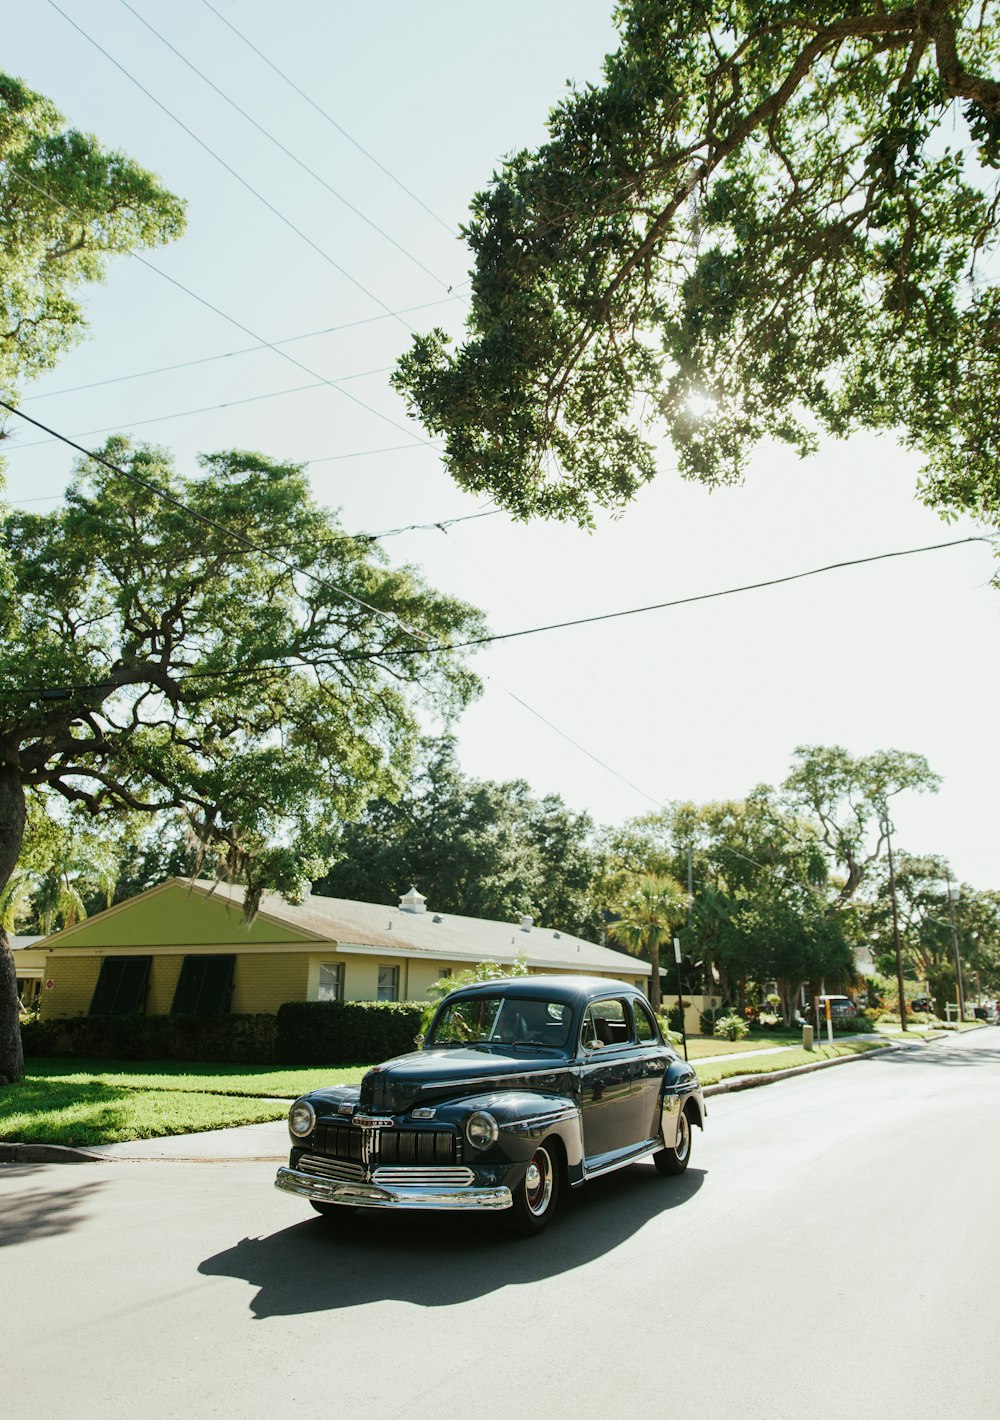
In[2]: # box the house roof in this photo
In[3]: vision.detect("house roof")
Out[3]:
[45,876,650,977]
[182,879,650,976]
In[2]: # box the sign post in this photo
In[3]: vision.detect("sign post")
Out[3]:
[672,937,688,1060]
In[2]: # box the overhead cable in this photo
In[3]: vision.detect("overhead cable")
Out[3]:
[119,0,458,293]
[201,0,460,239]
[47,0,416,331]
[11,169,432,450]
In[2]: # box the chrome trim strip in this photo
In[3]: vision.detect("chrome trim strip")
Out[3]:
[500,1107,579,1133]
[582,1138,660,1180]
[275,1166,511,1212]
[297,1153,364,1183]
[371,1166,474,1187]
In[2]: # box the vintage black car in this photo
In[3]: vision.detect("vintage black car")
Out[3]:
[275,975,706,1234]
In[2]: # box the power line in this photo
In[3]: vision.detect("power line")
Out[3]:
[406,534,991,655]
[11,169,432,450]
[11,368,392,449]
[47,0,414,332]
[0,398,434,647]
[119,0,458,294]
[201,0,459,239]
[21,298,462,403]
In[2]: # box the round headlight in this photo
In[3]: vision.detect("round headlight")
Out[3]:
[288,1100,316,1138]
[465,1111,499,1150]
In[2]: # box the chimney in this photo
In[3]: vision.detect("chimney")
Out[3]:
[519,915,533,931]
[399,886,427,914]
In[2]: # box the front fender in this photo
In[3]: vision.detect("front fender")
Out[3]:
[436,1090,584,1177]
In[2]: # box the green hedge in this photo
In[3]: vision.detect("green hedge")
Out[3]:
[275,1000,424,1065]
[21,1013,279,1064]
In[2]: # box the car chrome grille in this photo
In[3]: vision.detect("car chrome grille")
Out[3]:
[315,1121,458,1168]
[371,1167,474,1188]
[297,1154,364,1183]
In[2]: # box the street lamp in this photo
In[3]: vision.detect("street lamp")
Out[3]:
[945,876,967,1022]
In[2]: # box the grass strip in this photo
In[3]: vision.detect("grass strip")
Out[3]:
[21,1058,369,1098]
[694,1038,890,1088]
[0,1079,290,1146]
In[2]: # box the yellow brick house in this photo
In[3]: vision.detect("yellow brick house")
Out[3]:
[37,878,650,1020]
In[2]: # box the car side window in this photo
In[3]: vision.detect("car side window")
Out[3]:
[633,998,658,1043]
[581,997,633,1051]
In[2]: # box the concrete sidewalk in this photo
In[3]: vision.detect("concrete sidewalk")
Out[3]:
[0,1116,291,1165]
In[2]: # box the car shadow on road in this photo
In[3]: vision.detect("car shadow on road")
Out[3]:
[198,1162,705,1319]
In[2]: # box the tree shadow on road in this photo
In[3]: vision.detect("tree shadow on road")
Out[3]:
[198,1162,705,1319]
[0,1166,107,1248]
[870,1036,1000,1068]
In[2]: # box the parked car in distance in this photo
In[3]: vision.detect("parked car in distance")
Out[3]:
[909,997,934,1014]
[275,975,706,1235]
[816,994,856,1018]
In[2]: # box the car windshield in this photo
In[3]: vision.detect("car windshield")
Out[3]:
[428,995,574,1051]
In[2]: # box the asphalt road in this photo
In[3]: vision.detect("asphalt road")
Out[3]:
[4,1029,999,1420]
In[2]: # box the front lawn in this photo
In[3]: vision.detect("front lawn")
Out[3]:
[1,1059,371,1147]
[4,1038,898,1147]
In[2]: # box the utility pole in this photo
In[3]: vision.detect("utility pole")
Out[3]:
[946,875,967,1022]
[881,808,908,1033]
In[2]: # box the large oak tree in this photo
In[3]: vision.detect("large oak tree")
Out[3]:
[394,1,1000,529]
[0,443,485,1083]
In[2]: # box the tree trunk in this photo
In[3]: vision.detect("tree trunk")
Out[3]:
[649,943,661,1014]
[0,761,27,1085]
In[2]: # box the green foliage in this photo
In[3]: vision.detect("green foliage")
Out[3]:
[0,72,185,405]
[393,3,1000,534]
[783,746,940,907]
[275,1000,424,1066]
[607,871,690,1013]
[21,1013,279,1064]
[713,1012,749,1042]
[1,443,484,903]
[314,736,603,939]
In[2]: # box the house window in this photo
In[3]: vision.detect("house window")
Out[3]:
[438,968,452,980]
[318,962,343,1001]
[377,965,399,1001]
[170,955,235,1016]
[88,957,152,1016]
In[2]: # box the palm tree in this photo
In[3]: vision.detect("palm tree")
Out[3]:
[608,873,691,1014]
[0,870,32,935]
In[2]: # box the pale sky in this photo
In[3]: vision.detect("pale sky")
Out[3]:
[4,1,998,890]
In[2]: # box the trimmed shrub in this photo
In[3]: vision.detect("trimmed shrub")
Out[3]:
[699,1007,720,1036]
[21,1013,278,1064]
[829,1015,876,1034]
[276,1000,425,1065]
[713,1012,749,1041]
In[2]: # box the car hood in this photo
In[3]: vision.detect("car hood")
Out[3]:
[359,1047,570,1115]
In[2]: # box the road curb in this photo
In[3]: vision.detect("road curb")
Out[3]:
[701,1023,987,1097]
[0,1141,110,1164]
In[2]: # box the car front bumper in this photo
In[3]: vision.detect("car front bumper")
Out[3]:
[275,1165,513,1212]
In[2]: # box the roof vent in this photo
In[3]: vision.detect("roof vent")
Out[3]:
[399,886,427,914]
[553,931,561,939]
[519,915,533,932]
[432,914,443,923]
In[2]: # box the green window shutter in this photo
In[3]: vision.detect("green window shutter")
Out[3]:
[88,957,152,1016]
[170,955,236,1016]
